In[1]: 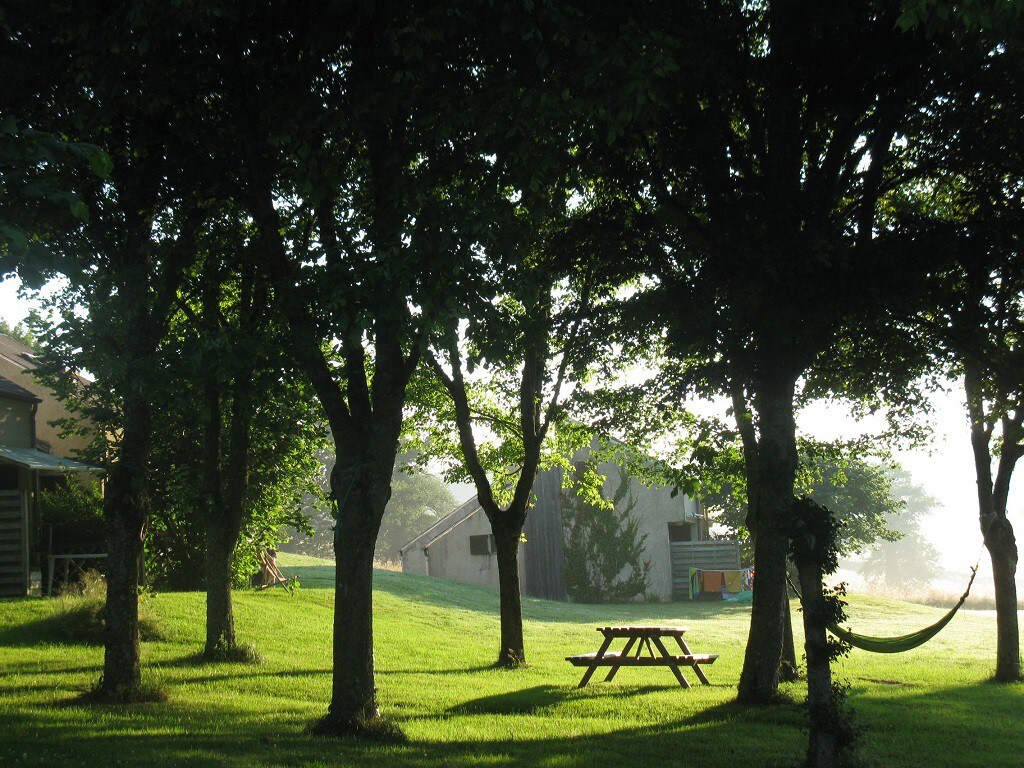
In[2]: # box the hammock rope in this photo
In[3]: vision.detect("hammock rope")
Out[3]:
[785,513,992,654]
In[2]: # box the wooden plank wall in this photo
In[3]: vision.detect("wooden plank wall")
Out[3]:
[0,490,27,596]
[670,541,742,598]
[522,468,568,602]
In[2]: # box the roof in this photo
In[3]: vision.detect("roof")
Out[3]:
[399,495,484,554]
[0,332,92,394]
[0,445,104,473]
[0,373,40,403]
[0,333,45,401]
[0,332,39,371]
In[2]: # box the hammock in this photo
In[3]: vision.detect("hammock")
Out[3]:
[786,565,979,654]
[827,566,978,653]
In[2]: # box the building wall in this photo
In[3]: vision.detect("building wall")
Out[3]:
[521,468,567,601]
[403,508,525,592]
[0,397,34,448]
[402,460,706,603]
[0,336,93,458]
[33,385,92,457]
[591,461,702,602]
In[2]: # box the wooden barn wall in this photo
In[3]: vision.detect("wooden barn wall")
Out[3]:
[522,468,567,601]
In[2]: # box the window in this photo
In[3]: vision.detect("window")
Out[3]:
[469,534,496,555]
[668,522,693,542]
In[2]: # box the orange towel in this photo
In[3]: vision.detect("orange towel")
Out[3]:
[701,570,725,591]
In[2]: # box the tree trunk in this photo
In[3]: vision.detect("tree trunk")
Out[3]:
[796,557,841,768]
[780,590,800,681]
[319,468,388,733]
[987,517,1021,681]
[492,517,526,666]
[204,527,237,654]
[199,304,233,655]
[204,378,254,657]
[738,375,798,704]
[966,365,1022,682]
[101,399,151,697]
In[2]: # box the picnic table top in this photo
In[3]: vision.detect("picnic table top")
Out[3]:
[598,625,690,635]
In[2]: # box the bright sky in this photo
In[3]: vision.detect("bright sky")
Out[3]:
[3,275,1017,593]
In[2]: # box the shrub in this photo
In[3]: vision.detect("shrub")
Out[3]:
[562,463,651,603]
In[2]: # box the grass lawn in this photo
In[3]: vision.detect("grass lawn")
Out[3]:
[0,552,1020,768]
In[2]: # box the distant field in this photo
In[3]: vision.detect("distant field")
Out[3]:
[0,553,1020,768]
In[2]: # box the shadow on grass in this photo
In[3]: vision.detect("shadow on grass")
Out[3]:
[4,678,1023,768]
[0,610,102,647]
[449,683,717,716]
[450,684,569,715]
[379,664,497,675]
[0,697,805,768]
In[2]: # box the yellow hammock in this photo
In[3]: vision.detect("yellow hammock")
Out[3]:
[787,566,979,654]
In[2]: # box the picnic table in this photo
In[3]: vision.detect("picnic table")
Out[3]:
[566,626,718,689]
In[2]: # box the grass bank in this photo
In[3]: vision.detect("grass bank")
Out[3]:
[0,553,1019,768]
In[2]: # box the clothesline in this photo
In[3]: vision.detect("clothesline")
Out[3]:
[688,567,754,601]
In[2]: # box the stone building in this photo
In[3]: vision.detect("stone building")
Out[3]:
[400,456,740,602]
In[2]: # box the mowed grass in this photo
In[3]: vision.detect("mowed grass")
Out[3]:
[0,553,1020,768]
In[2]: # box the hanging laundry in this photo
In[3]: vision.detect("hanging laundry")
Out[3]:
[689,568,701,600]
[724,570,744,593]
[701,570,725,592]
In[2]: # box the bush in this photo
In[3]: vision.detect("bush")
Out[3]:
[40,479,105,546]
[48,570,164,644]
[562,463,651,604]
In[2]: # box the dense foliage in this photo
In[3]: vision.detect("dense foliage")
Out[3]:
[562,463,651,604]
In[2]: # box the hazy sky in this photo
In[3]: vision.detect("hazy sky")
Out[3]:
[3,276,1017,592]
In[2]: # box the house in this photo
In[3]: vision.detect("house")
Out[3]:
[0,333,102,596]
[400,456,740,602]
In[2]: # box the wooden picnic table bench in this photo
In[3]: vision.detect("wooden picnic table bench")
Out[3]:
[566,625,718,689]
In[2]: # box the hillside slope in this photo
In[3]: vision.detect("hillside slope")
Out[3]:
[0,554,1019,768]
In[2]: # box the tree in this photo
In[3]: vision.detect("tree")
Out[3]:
[597,7,989,741]
[860,469,941,588]
[9,1,221,698]
[142,219,328,656]
[190,2,488,733]
[0,319,36,348]
[890,20,1024,679]
[927,254,1024,681]
[422,207,617,664]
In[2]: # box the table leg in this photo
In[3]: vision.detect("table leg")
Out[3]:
[578,634,614,688]
[676,635,711,685]
[653,635,690,688]
[642,637,656,657]
[606,636,636,681]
